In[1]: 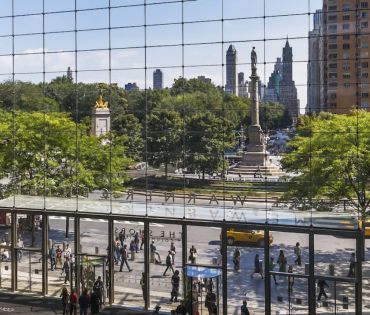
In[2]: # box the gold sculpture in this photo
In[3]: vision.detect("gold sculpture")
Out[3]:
[95,95,108,109]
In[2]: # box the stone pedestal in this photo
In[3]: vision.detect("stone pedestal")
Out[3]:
[91,108,110,137]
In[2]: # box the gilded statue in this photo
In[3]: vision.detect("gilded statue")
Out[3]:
[95,95,108,109]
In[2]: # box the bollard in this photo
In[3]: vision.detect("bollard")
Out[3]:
[95,246,99,255]
[343,296,349,309]
[305,263,309,275]
[212,257,217,265]
[63,241,66,252]
[4,233,9,244]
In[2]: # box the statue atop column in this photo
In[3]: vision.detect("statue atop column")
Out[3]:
[251,46,257,72]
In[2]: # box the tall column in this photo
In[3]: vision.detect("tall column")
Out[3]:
[74,217,80,296]
[108,218,114,304]
[308,230,316,315]
[264,226,271,315]
[11,212,17,291]
[144,221,150,310]
[42,214,48,295]
[355,231,363,315]
[221,226,228,315]
[250,72,260,126]
[182,223,187,301]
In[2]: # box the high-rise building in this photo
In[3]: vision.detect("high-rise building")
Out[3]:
[125,82,139,91]
[225,45,238,95]
[238,72,249,98]
[264,69,282,103]
[279,39,299,122]
[314,0,370,113]
[307,10,322,113]
[153,69,163,90]
[197,75,212,84]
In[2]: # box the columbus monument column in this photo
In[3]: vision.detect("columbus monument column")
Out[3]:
[242,47,267,166]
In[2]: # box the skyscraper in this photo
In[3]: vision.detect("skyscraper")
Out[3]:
[314,0,369,113]
[226,45,238,95]
[153,69,163,90]
[238,72,249,98]
[279,39,299,122]
[307,10,322,113]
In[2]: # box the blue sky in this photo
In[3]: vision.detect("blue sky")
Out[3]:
[0,0,323,111]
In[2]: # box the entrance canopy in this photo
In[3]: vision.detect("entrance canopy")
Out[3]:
[185,265,222,279]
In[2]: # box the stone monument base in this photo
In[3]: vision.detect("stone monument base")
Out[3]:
[242,151,268,166]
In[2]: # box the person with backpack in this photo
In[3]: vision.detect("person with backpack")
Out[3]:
[61,257,71,284]
[69,288,78,315]
[60,286,69,315]
[93,276,103,305]
[119,244,132,272]
[49,245,56,271]
[56,245,63,269]
[170,270,180,302]
[163,251,175,276]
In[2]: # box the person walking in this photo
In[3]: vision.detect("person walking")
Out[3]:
[269,257,278,285]
[60,286,69,315]
[78,289,89,315]
[348,252,356,277]
[90,290,100,315]
[287,265,294,293]
[277,250,287,273]
[69,288,78,315]
[233,248,241,271]
[64,244,71,261]
[140,230,145,250]
[205,288,216,315]
[240,300,250,315]
[140,272,146,301]
[114,237,121,265]
[150,240,161,263]
[17,237,24,263]
[294,242,302,266]
[189,245,197,264]
[317,279,329,301]
[119,244,132,272]
[170,270,180,302]
[134,231,140,253]
[163,251,175,276]
[61,257,71,284]
[93,276,104,305]
[56,245,63,269]
[49,245,56,271]
[170,241,176,265]
[251,253,263,279]
[119,228,125,247]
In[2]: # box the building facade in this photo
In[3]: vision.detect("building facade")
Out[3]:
[238,72,249,98]
[153,69,163,90]
[279,40,300,122]
[225,45,238,95]
[313,0,370,113]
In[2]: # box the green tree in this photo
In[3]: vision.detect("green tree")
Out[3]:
[146,110,183,177]
[259,102,292,131]
[281,111,370,217]
[185,112,236,180]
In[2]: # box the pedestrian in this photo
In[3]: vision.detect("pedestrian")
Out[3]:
[140,230,145,250]
[163,251,175,276]
[90,290,100,314]
[49,244,56,271]
[233,247,241,271]
[119,244,133,272]
[134,231,140,253]
[294,242,302,266]
[175,300,187,315]
[114,237,121,265]
[140,272,146,301]
[205,288,216,315]
[60,286,69,315]
[56,245,63,269]
[170,241,176,265]
[114,227,119,240]
[287,265,294,293]
[93,276,103,305]
[269,257,278,285]
[189,245,197,264]
[78,289,89,315]
[240,300,250,315]
[348,252,356,277]
[277,250,287,272]
[64,244,71,260]
[119,228,125,247]
[61,257,71,284]
[17,237,23,263]
[170,270,180,302]
[251,253,263,279]
[317,279,329,301]
[150,240,161,263]
[129,240,136,261]
[69,288,78,315]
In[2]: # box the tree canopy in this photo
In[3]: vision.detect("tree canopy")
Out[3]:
[281,111,370,216]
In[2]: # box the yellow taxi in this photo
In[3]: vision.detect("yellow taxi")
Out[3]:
[225,229,273,246]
